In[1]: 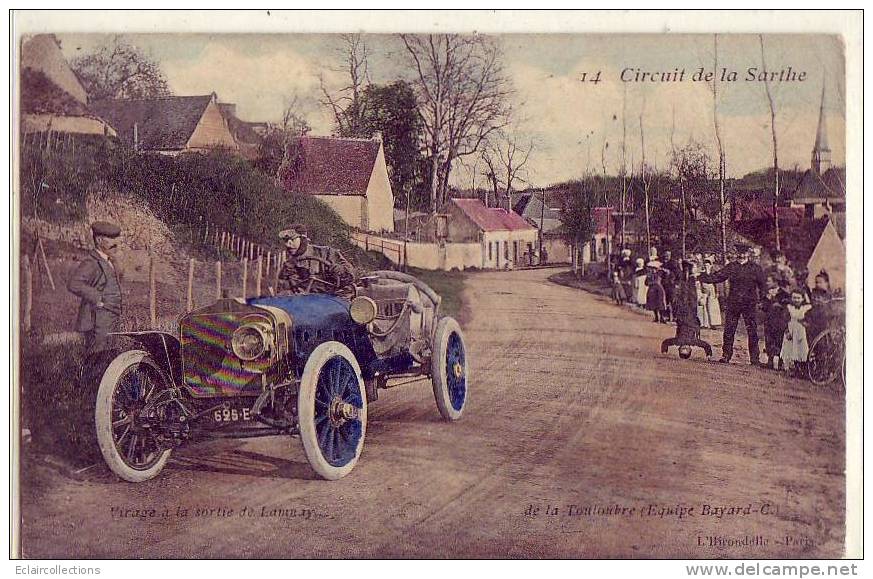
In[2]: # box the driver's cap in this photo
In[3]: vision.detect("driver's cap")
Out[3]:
[279,223,307,240]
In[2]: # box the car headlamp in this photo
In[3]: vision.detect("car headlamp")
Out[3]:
[349,296,377,325]
[232,322,271,361]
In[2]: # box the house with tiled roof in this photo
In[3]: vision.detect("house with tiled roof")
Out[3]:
[513,191,571,264]
[20,34,116,136]
[91,92,237,155]
[434,198,537,269]
[281,135,394,233]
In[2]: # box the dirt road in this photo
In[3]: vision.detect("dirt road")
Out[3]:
[20,268,845,558]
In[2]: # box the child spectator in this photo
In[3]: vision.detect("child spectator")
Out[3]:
[811,270,832,303]
[780,289,813,376]
[646,262,668,323]
[760,281,790,370]
[611,270,627,305]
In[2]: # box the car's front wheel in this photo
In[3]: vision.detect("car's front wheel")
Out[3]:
[298,341,367,480]
[431,316,468,420]
[95,350,173,482]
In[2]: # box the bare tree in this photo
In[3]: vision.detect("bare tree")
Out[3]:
[639,100,652,254]
[619,84,629,250]
[759,34,781,251]
[70,36,171,100]
[480,130,534,211]
[711,35,728,260]
[399,34,512,213]
[319,34,371,137]
[669,104,688,258]
[267,95,312,183]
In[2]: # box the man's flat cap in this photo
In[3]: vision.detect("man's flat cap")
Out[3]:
[734,243,751,252]
[91,221,121,238]
[279,224,307,240]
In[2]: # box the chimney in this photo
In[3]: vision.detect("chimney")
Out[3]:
[133,122,139,151]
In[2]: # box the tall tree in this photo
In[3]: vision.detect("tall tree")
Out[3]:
[359,81,425,207]
[639,101,652,254]
[759,34,781,251]
[256,95,311,180]
[399,34,511,212]
[480,130,534,211]
[670,140,717,250]
[710,35,728,260]
[558,183,597,276]
[320,33,371,138]
[70,36,171,100]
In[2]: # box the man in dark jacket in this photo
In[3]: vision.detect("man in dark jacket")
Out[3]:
[68,221,123,353]
[696,244,767,364]
[277,224,354,295]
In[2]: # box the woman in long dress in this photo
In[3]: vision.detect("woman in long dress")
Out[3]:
[693,263,710,328]
[632,258,647,306]
[699,259,722,328]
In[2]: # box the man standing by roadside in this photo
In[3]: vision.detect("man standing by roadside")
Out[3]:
[696,244,767,364]
[68,221,123,353]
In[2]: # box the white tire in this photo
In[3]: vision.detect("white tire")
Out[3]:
[95,350,172,482]
[431,317,469,421]
[298,341,367,480]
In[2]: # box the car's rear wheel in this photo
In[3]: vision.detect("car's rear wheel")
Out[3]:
[298,341,367,480]
[431,317,468,421]
[95,350,173,482]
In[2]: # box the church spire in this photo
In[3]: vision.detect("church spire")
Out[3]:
[811,80,832,174]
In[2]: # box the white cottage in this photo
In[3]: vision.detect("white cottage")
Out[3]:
[281,135,395,233]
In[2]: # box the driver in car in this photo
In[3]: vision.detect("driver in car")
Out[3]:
[277,224,355,294]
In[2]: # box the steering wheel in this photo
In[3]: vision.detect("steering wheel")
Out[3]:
[292,256,357,298]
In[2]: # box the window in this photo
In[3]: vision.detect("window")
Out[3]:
[488,241,493,261]
[504,241,509,260]
[513,241,519,262]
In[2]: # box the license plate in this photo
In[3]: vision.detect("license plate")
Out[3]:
[212,405,253,424]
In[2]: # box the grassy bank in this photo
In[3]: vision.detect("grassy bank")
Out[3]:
[408,267,469,322]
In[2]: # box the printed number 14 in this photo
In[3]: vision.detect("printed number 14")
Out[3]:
[580,71,602,84]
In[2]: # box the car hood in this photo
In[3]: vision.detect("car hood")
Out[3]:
[247,294,352,329]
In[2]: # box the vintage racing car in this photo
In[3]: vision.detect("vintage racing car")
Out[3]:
[93,269,468,482]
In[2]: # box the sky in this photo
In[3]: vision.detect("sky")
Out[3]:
[57,33,846,187]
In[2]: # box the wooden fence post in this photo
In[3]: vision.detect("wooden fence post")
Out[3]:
[37,237,56,291]
[272,255,281,294]
[215,261,222,300]
[241,257,248,299]
[23,255,32,333]
[149,254,157,327]
[255,256,262,297]
[186,258,195,312]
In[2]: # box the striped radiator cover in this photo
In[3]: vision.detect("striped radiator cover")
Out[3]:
[181,312,272,397]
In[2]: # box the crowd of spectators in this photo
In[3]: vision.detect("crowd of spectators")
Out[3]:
[608,245,842,378]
